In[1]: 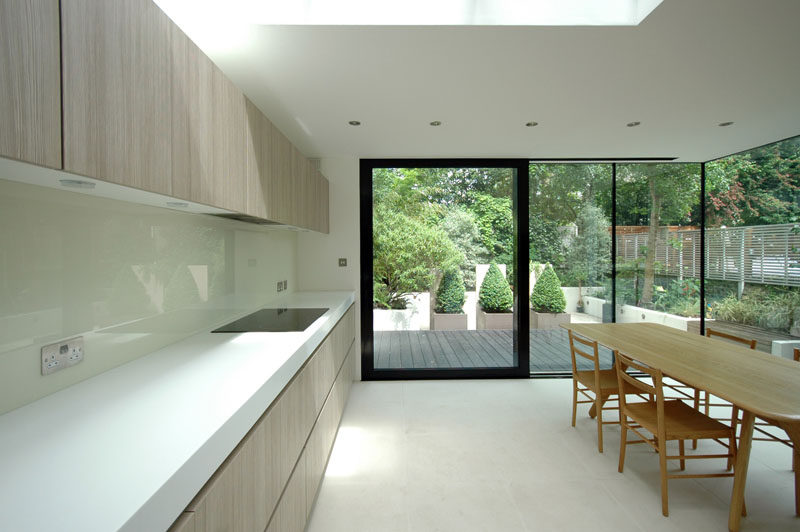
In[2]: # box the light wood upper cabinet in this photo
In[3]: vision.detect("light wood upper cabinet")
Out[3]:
[269,126,294,225]
[170,26,213,203]
[0,0,61,168]
[244,98,268,219]
[171,25,249,214]
[61,0,172,195]
[211,68,247,214]
[58,0,327,231]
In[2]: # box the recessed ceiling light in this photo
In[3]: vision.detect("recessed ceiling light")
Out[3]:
[718,121,734,127]
[59,179,95,189]
[429,121,442,126]
[626,121,641,127]
[166,201,189,208]
[525,121,539,127]
[348,120,361,126]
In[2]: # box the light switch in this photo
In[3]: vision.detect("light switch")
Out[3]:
[338,258,347,267]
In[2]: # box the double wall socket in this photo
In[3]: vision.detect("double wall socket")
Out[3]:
[41,336,84,375]
[276,280,288,292]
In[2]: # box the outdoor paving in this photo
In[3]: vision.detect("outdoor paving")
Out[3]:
[373,327,614,373]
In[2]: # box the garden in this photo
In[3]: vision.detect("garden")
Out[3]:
[372,136,800,352]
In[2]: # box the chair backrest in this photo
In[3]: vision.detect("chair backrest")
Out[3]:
[706,328,757,350]
[568,329,600,376]
[615,351,664,413]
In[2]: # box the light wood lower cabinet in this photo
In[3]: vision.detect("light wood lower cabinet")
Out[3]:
[266,457,307,532]
[169,305,355,532]
[0,0,61,168]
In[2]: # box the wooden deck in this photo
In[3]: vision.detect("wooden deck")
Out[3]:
[374,328,614,372]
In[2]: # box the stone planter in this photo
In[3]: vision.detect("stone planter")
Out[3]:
[477,308,513,330]
[530,311,571,330]
[431,312,468,331]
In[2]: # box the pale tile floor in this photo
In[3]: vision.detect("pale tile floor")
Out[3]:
[307,379,798,532]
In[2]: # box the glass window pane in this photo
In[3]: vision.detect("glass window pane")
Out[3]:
[529,163,612,373]
[615,163,701,331]
[372,167,517,370]
[704,136,800,355]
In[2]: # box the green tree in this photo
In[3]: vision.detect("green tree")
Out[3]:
[706,137,800,227]
[468,192,514,265]
[530,163,611,224]
[616,164,700,305]
[435,269,466,313]
[479,262,513,312]
[440,207,490,290]
[373,206,461,309]
[531,265,567,313]
[530,218,566,271]
[565,203,611,304]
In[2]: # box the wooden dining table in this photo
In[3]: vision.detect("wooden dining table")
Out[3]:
[562,322,800,532]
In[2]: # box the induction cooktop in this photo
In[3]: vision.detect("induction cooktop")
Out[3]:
[211,307,328,333]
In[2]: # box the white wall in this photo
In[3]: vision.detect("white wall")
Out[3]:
[0,178,297,414]
[297,157,362,377]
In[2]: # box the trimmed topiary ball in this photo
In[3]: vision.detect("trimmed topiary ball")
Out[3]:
[435,269,466,314]
[479,262,513,313]
[531,264,566,313]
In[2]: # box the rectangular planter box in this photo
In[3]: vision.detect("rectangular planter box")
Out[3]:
[477,308,513,330]
[530,311,571,330]
[431,312,468,331]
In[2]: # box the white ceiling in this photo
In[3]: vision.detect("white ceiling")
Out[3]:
[162,0,800,162]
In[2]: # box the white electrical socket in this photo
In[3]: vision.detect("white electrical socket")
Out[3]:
[41,336,84,376]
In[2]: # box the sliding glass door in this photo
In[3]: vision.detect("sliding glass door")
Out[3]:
[528,163,613,373]
[361,159,530,379]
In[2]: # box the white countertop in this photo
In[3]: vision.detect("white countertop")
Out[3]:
[0,291,355,532]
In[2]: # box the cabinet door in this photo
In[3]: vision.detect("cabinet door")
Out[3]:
[0,0,60,168]
[290,146,309,229]
[187,451,237,532]
[266,456,307,532]
[170,26,213,203]
[244,98,268,219]
[318,172,330,234]
[62,0,172,195]
[211,66,247,213]
[268,125,293,225]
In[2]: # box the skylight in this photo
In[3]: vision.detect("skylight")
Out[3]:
[155,0,663,26]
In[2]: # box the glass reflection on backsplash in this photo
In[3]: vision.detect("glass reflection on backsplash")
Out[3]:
[0,178,297,414]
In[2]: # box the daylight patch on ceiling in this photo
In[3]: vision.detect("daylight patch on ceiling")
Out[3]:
[155,0,663,27]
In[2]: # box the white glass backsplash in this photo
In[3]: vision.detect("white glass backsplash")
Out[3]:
[0,178,296,414]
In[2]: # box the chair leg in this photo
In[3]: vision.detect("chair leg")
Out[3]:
[692,389,700,449]
[596,394,604,453]
[571,379,578,428]
[618,418,628,473]
[659,442,669,517]
[728,406,740,472]
[679,440,686,471]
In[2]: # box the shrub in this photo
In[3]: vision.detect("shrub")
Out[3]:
[531,265,567,313]
[435,269,466,313]
[479,262,513,313]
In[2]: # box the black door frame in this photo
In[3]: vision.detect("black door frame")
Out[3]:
[360,158,530,380]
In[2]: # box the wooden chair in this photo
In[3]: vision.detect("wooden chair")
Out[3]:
[615,351,738,517]
[697,328,757,415]
[730,346,800,472]
[568,329,620,453]
[688,328,757,452]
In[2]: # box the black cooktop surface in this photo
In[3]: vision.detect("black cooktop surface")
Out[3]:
[212,307,328,333]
